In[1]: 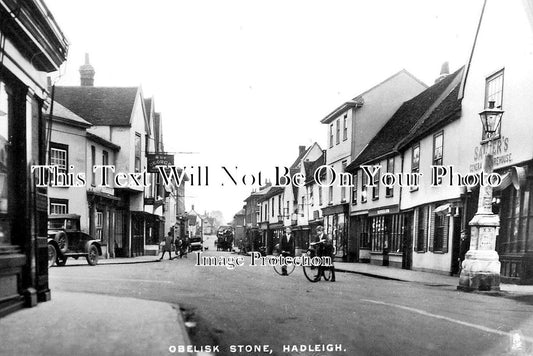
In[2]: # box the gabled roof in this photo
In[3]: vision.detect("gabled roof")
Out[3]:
[398,83,462,150]
[321,69,427,124]
[305,152,326,185]
[48,101,92,128]
[347,67,463,170]
[54,86,139,126]
[289,146,310,170]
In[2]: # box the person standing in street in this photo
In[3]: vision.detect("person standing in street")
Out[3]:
[315,225,335,282]
[159,231,173,260]
[280,227,295,276]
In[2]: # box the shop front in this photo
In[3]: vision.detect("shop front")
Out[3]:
[267,222,284,255]
[322,204,349,261]
[366,205,412,269]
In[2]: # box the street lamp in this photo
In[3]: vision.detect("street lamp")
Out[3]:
[458,103,504,292]
[479,101,503,140]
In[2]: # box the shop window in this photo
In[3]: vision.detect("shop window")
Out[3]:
[371,216,385,252]
[386,157,394,197]
[329,124,334,148]
[500,184,530,254]
[49,198,68,215]
[411,144,420,192]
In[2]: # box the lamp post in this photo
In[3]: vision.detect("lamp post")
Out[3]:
[458,101,504,291]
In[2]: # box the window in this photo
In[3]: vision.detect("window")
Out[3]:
[91,145,96,186]
[271,198,274,217]
[319,186,323,205]
[411,144,420,192]
[50,142,68,175]
[385,158,394,197]
[352,173,358,204]
[341,160,347,202]
[328,186,333,204]
[372,165,380,200]
[483,69,504,140]
[135,132,142,172]
[278,195,282,216]
[432,213,448,253]
[102,150,109,185]
[433,132,443,165]
[301,196,305,216]
[49,198,68,215]
[329,124,334,148]
[343,114,348,141]
[361,171,368,203]
[309,188,314,205]
[336,119,340,145]
[0,81,10,244]
[95,211,103,241]
[286,200,290,217]
[485,69,504,109]
[416,206,429,252]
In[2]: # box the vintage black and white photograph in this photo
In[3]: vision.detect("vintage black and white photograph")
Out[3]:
[1,0,533,355]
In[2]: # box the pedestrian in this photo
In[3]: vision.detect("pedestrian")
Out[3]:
[280,227,295,276]
[159,231,173,260]
[315,225,335,282]
[177,237,185,258]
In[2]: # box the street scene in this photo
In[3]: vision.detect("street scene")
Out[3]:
[2,245,532,355]
[2,0,533,355]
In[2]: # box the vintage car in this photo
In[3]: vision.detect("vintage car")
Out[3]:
[47,214,102,268]
[216,226,233,252]
[189,236,203,252]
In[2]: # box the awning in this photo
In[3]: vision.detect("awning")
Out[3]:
[494,172,512,192]
[434,203,451,215]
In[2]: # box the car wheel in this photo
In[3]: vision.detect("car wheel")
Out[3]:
[86,245,99,266]
[56,231,68,253]
[48,244,57,268]
[57,257,68,266]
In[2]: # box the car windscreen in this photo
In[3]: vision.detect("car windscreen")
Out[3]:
[48,220,65,229]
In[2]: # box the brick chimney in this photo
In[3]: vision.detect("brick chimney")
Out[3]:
[79,53,95,86]
[299,145,306,156]
[434,61,450,84]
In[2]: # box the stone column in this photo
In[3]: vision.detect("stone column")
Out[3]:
[458,154,501,291]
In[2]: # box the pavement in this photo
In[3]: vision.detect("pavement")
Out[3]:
[0,291,193,356]
[334,261,533,296]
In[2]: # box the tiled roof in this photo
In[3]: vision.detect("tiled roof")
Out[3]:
[305,152,326,185]
[48,102,92,127]
[399,84,462,149]
[54,86,139,126]
[347,67,463,170]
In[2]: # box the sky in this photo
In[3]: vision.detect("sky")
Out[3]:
[45,0,484,223]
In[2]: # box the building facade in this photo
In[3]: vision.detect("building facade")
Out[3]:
[0,0,68,316]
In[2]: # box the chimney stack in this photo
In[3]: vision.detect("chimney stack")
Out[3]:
[434,61,450,83]
[299,145,306,156]
[79,53,95,86]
